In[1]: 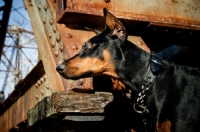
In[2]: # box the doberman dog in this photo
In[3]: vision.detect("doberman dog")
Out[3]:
[56,8,200,132]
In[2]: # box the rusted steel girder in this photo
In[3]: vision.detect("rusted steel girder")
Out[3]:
[0,61,53,132]
[24,0,94,91]
[57,0,200,30]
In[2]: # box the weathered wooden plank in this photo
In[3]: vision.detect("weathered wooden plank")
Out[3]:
[28,91,132,128]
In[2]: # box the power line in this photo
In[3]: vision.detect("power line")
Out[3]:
[11,6,30,23]
[0,6,24,15]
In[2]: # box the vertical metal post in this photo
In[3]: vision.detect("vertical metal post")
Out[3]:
[0,0,13,60]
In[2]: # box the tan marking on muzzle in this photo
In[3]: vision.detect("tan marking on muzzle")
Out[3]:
[156,120,171,132]
[65,50,119,78]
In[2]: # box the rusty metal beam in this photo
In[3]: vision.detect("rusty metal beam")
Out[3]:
[23,0,65,92]
[56,0,200,30]
[0,60,50,131]
[0,61,45,116]
[23,0,94,91]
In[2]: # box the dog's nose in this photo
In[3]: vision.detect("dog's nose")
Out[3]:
[56,64,65,74]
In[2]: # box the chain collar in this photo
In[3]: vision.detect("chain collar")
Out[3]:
[133,52,162,114]
[133,65,156,114]
[133,52,162,132]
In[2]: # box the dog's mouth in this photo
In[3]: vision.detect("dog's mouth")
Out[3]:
[56,65,94,80]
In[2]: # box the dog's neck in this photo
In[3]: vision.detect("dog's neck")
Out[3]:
[117,40,151,91]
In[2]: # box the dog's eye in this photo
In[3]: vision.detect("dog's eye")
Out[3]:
[88,42,97,49]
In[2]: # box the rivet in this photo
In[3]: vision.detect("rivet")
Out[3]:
[55,51,59,57]
[79,79,84,85]
[165,29,168,32]
[53,27,57,32]
[51,42,55,48]
[46,84,49,89]
[40,78,44,83]
[42,18,46,24]
[59,46,63,52]
[72,45,78,50]
[49,19,53,25]
[40,90,44,95]
[35,95,39,99]
[67,33,72,38]
[37,80,41,85]
[38,5,41,10]
[35,83,39,88]
[44,5,48,10]
[49,33,52,38]
[104,0,110,2]
[190,32,193,35]
[58,61,62,65]
[28,3,32,6]
[44,75,47,79]
[56,36,60,42]
[177,31,180,33]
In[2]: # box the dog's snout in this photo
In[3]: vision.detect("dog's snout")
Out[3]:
[56,64,65,73]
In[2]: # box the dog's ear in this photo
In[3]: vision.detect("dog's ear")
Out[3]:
[103,8,127,41]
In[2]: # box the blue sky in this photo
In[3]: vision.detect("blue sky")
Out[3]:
[0,0,38,99]
[0,0,32,30]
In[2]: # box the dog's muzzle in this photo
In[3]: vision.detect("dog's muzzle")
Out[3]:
[56,64,65,74]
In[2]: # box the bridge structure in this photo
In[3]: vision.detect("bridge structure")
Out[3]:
[0,0,200,131]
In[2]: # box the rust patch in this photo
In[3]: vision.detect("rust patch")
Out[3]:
[156,119,172,132]
[65,50,119,79]
[128,36,150,53]
[134,41,150,53]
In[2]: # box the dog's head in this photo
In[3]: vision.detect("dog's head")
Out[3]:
[56,8,127,80]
